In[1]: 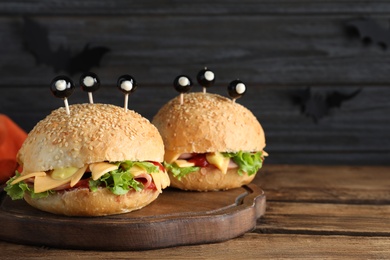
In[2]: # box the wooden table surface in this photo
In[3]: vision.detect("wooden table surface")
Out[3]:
[1,164,390,259]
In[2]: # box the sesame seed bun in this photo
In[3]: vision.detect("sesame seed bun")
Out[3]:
[18,103,164,173]
[169,166,256,191]
[24,187,160,217]
[152,93,265,155]
[152,92,266,191]
[16,103,167,216]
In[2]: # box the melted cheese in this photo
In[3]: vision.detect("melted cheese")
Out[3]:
[162,171,170,188]
[70,165,88,187]
[129,165,146,177]
[35,165,90,192]
[164,150,180,164]
[90,162,119,180]
[206,152,230,174]
[34,174,72,193]
[174,159,195,168]
[13,161,169,194]
[10,171,46,185]
[128,165,169,193]
[150,170,170,193]
[151,172,162,193]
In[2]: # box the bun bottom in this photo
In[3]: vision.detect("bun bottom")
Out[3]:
[169,166,256,191]
[24,187,160,216]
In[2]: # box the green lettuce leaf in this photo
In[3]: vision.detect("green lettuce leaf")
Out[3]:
[164,162,200,180]
[5,161,160,199]
[89,161,160,195]
[121,160,159,173]
[223,151,263,176]
[93,169,143,195]
[4,173,52,200]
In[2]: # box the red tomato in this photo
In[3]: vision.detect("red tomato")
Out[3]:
[188,154,210,167]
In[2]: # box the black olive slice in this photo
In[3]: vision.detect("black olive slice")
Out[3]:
[173,75,193,93]
[50,75,75,99]
[197,68,215,89]
[80,72,100,93]
[227,79,246,99]
[117,75,137,94]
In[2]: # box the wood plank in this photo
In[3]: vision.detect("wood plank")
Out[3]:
[1,165,389,258]
[255,165,390,203]
[1,85,388,165]
[1,234,390,259]
[259,201,390,236]
[0,184,265,250]
[0,2,389,165]
[1,1,390,15]
[0,14,390,86]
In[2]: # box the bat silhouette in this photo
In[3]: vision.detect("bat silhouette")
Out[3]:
[22,17,110,75]
[292,87,361,123]
[346,17,390,49]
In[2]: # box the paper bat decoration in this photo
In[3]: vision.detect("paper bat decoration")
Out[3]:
[292,87,361,123]
[345,17,390,49]
[22,17,110,75]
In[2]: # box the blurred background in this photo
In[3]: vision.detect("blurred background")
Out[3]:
[0,1,389,165]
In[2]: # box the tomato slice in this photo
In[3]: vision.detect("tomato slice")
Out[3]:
[188,154,210,167]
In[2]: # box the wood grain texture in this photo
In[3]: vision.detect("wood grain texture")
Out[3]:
[255,165,390,203]
[1,165,390,259]
[0,0,389,165]
[0,184,265,250]
[1,85,388,165]
[1,234,390,259]
[260,202,390,236]
[255,165,390,237]
[0,14,389,86]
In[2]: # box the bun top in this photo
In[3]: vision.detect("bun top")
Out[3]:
[18,103,164,173]
[152,92,265,156]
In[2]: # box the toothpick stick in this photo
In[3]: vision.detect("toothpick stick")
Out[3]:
[124,93,129,112]
[64,98,70,115]
[88,92,94,104]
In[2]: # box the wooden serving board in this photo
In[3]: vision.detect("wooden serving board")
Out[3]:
[0,184,265,251]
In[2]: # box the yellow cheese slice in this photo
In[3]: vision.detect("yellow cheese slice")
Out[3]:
[70,165,88,187]
[150,171,162,193]
[129,165,146,177]
[10,171,46,185]
[90,162,119,180]
[150,170,170,193]
[206,152,230,174]
[164,150,181,164]
[174,159,195,168]
[34,174,72,193]
[161,171,170,189]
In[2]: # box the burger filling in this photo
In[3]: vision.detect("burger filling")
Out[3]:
[5,161,169,200]
[164,151,265,180]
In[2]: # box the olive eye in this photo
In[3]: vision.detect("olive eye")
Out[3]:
[228,79,246,100]
[50,75,75,99]
[197,68,215,88]
[173,75,193,93]
[117,75,137,94]
[80,72,100,93]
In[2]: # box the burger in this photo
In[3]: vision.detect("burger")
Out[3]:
[152,90,266,191]
[4,103,170,216]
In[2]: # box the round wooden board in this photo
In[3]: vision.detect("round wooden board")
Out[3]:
[0,184,265,251]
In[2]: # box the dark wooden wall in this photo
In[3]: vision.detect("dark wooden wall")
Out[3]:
[0,1,389,165]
